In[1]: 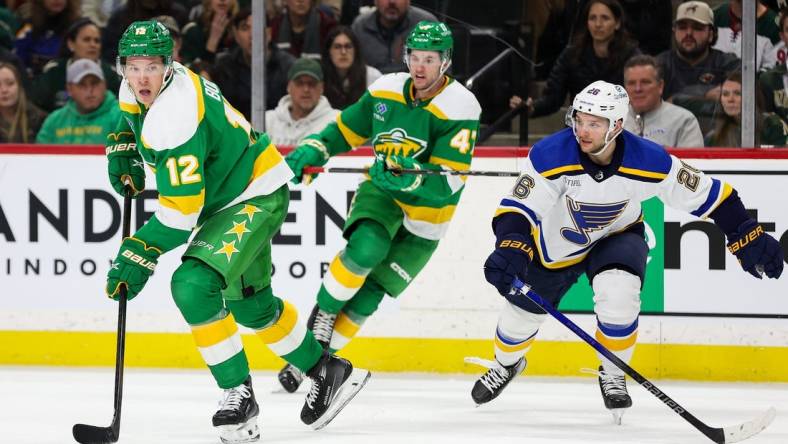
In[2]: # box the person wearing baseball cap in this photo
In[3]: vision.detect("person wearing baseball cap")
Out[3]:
[36,58,121,145]
[264,57,339,146]
[655,1,740,134]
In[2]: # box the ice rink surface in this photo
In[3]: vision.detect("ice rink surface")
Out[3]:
[2,366,788,444]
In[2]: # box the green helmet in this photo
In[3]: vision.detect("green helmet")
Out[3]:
[118,20,173,59]
[405,21,453,54]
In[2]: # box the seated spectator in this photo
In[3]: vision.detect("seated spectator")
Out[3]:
[714,0,780,45]
[321,25,381,109]
[14,0,81,76]
[36,58,120,144]
[623,54,703,147]
[351,0,436,73]
[656,1,740,134]
[0,62,46,143]
[265,57,339,146]
[271,0,337,59]
[0,5,20,50]
[102,0,189,64]
[511,0,639,118]
[761,9,788,126]
[181,0,238,65]
[30,18,122,112]
[208,8,294,119]
[713,0,776,71]
[705,71,787,147]
[768,7,788,65]
[81,0,124,27]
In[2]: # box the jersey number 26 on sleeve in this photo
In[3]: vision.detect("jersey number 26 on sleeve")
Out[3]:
[450,129,477,154]
[166,155,201,186]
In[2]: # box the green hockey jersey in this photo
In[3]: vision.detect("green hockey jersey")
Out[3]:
[107,62,293,252]
[310,73,481,240]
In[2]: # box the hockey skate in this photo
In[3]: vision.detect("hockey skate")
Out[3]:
[301,352,371,430]
[212,376,260,443]
[465,356,526,405]
[277,305,337,393]
[587,365,632,425]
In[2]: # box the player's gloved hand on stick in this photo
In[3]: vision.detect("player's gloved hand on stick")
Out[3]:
[106,237,162,301]
[369,155,422,191]
[107,150,145,197]
[484,233,535,295]
[727,219,784,279]
[286,140,329,185]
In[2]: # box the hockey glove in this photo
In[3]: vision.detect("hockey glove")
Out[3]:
[106,237,161,301]
[727,219,784,279]
[484,233,535,296]
[369,155,422,192]
[286,140,329,185]
[107,146,145,197]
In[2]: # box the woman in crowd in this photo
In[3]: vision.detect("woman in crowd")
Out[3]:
[181,0,238,65]
[705,71,787,147]
[15,0,81,76]
[321,26,380,109]
[0,62,46,143]
[510,0,639,118]
[30,17,121,112]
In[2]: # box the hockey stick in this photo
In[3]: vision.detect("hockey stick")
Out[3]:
[73,192,132,444]
[511,278,775,444]
[303,166,520,177]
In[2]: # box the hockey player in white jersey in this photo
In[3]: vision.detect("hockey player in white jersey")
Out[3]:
[469,80,784,424]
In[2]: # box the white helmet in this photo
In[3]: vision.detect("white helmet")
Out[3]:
[565,81,629,155]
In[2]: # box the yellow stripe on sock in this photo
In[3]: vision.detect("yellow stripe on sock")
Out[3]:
[334,313,360,339]
[494,335,534,353]
[191,313,239,348]
[595,330,638,351]
[329,256,366,289]
[257,301,298,344]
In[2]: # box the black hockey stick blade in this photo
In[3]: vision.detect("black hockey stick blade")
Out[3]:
[72,422,119,444]
[511,278,776,444]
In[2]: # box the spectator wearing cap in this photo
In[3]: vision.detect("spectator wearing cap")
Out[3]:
[656,1,740,134]
[208,8,295,120]
[271,0,338,59]
[30,18,122,112]
[351,0,436,73]
[36,58,120,145]
[181,0,238,66]
[265,57,339,146]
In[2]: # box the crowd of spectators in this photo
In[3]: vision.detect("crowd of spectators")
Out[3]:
[1,0,787,148]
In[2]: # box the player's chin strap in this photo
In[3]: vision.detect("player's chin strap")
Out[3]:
[588,129,620,158]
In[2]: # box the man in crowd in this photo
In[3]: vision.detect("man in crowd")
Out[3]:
[623,54,703,147]
[265,57,339,146]
[36,58,120,145]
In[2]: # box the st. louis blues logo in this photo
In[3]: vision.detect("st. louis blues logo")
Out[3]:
[560,197,628,245]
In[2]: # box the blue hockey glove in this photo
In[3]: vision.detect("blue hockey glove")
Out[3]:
[484,233,535,295]
[727,219,784,279]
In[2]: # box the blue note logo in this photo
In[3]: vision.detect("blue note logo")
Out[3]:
[560,197,629,245]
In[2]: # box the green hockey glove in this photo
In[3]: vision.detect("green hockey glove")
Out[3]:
[369,155,423,192]
[106,237,161,301]
[107,147,145,197]
[286,139,329,184]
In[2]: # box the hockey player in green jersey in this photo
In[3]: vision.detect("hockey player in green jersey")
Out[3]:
[104,20,369,442]
[278,20,482,392]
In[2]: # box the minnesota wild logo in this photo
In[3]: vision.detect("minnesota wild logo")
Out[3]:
[372,128,427,158]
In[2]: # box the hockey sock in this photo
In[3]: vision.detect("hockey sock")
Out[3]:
[327,279,386,352]
[494,302,545,366]
[328,310,366,352]
[190,311,250,389]
[595,318,638,376]
[255,298,323,373]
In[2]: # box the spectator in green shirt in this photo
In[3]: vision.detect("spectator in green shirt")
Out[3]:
[36,58,120,145]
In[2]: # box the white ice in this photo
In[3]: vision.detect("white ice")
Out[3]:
[2,366,787,444]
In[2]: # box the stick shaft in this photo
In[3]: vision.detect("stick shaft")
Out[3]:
[302,166,520,177]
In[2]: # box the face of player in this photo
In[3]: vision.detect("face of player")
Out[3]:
[408,49,443,97]
[586,2,619,45]
[574,111,615,153]
[720,79,742,118]
[624,64,664,114]
[0,67,20,110]
[673,19,713,60]
[123,56,166,107]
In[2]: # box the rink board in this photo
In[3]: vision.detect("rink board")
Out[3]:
[1,146,788,380]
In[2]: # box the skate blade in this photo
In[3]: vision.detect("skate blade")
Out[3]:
[310,368,371,431]
[609,408,626,426]
[216,416,260,443]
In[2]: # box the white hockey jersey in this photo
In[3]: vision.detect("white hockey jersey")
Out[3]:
[495,128,733,269]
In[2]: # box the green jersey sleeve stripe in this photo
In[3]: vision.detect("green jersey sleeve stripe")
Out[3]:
[370,89,406,104]
[157,190,205,230]
[337,114,367,147]
[429,154,470,171]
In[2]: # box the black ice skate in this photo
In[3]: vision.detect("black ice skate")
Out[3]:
[212,376,260,443]
[301,352,371,430]
[277,305,337,393]
[595,365,632,425]
[465,356,526,405]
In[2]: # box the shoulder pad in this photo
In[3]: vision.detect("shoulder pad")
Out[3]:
[529,128,582,178]
[141,66,204,150]
[426,80,481,121]
[619,131,672,178]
